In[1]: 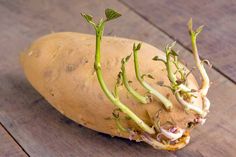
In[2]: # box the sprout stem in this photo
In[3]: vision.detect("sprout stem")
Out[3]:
[188,19,210,96]
[82,10,155,134]
[133,44,173,110]
[166,50,177,84]
[95,26,154,134]
[165,44,192,93]
[112,109,129,132]
[163,42,206,116]
[121,58,149,103]
[173,56,186,81]
[115,118,129,132]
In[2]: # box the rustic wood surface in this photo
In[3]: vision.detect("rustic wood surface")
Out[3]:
[120,0,236,83]
[0,0,235,157]
[0,123,28,157]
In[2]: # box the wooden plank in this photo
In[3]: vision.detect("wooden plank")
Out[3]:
[0,0,235,156]
[0,123,28,157]
[120,0,236,83]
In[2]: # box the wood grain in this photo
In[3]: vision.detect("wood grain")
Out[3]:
[120,0,236,83]
[0,123,28,157]
[0,0,235,156]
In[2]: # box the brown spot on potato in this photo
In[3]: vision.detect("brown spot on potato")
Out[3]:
[48,88,55,96]
[104,117,112,120]
[106,60,111,68]
[67,50,73,55]
[98,93,104,101]
[80,56,89,65]
[66,64,78,72]
[166,93,171,99]
[43,68,61,82]
[86,43,92,47]
[44,70,52,78]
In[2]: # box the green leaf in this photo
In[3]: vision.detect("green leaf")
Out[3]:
[170,49,179,56]
[128,80,132,83]
[196,25,204,36]
[116,72,123,85]
[81,13,93,23]
[188,18,193,34]
[121,58,125,64]
[136,43,141,50]
[112,112,119,119]
[141,74,154,79]
[152,56,166,64]
[125,116,131,120]
[121,54,132,65]
[125,53,132,62]
[133,43,142,51]
[141,74,146,79]
[105,8,121,21]
[170,41,176,49]
[112,108,121,119]
[165,41,176,53]
[133,43,136,51]
[147,74,155,79]
[152,56,159,61]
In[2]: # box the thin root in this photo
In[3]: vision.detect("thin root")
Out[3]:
[140,131,190,151]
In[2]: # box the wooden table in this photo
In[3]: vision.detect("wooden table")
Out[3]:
[0,0,235,156]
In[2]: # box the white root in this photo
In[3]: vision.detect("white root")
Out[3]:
[168,19,211,118]
[176,92,211,118]
[175,93,204,115]
[140,131,190,151]
[194,117,206,125]
[160,127,185,141]
[203,96,210,111]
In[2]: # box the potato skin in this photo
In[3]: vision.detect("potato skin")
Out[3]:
[20,32,202,139]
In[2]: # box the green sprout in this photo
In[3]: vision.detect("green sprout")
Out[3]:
[153,42,203,115]
[113,72,123,99]
[121,54,150,104]
[152,19,211,117]
[188,18,211,117]
[188,18,210,97]
[81,9,155,134]
[112,108,129,132]
[133,43,173,110]
[81,9,211,150]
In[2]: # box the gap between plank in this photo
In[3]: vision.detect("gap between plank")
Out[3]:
[0,122,30,157]
[118,0,236,85]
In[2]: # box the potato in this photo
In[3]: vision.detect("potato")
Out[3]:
[20,32,203,146]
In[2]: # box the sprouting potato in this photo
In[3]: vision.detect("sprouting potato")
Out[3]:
[20,9,210,151]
